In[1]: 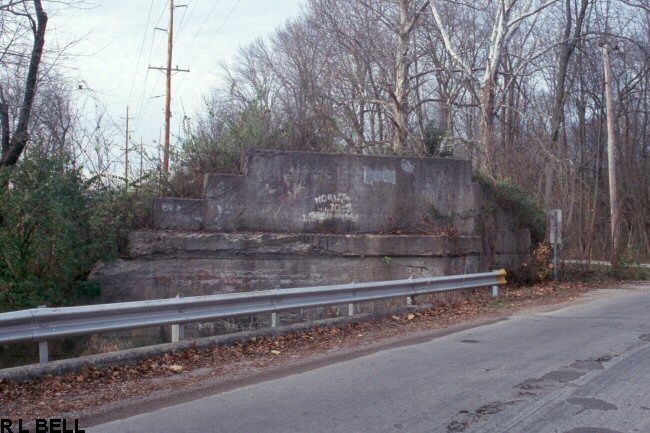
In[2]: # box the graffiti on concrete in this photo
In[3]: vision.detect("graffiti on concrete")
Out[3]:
[400,159,415,174]
[301,193,359,224]
[363,167,396,185]
[161,202,182,212]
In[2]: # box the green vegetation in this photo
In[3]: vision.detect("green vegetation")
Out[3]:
[0,155,156,312]
[475,173,547,245]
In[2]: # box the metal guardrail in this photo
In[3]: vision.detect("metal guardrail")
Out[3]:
[0,270,507,364]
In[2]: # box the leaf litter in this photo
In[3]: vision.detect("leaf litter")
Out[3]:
[0,279,606,421]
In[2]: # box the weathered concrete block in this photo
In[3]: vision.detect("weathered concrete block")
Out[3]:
[153,198,204,231]
[155,149,477,234]
[492,253,533,270]
[495,229,532,254]
[93,254,481,304]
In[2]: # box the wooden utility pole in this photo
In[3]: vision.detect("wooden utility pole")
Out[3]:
[140,136,144,178]
[149,0,189,176]
[123,106,134,187]
[163,0,174,175]
[601,43,621,269]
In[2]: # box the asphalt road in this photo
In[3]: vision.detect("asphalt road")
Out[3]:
[89,285,650,433]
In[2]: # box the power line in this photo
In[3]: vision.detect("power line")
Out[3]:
[154,0,171,28]
[201,0,242,53]
[127,0,155,105]
[174,0,196,45]
[135,1,172,128]
[176,0,241,97]
[175,0,223,67]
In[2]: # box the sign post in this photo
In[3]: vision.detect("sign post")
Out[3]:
[549,210,562,280]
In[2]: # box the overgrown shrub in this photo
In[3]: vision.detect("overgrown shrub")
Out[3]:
[508,243,553,285]
[475,173,547,245]
[0,155,135,312]
[93,175,158,252]
[172,98,283,197]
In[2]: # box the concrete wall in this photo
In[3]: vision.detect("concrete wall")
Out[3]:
[94,150,531,311]
[93,231,490,302]
[154,149,476,234]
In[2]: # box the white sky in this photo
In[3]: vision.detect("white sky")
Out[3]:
[51,0,305,170]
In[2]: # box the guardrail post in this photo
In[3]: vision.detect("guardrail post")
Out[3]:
[171,323,184,343]
[348,280,356,316]
[492,269,506,297]
[39,341,49,364]
[171,295,184,343]
[271,285,279,327]
[38,305,48,364]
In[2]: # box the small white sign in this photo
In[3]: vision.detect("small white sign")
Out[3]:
[549,209,562,245]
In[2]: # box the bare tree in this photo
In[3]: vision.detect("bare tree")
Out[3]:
[429,0,560,174]
[185,0,650,262]
[0,0,47,167]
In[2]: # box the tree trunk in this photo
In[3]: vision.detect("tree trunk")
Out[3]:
[0,0,48,167]
[479,72,498,175]
[392,0,413,154]
[549,0,589,144]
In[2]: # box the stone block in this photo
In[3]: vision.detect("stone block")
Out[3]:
[495,228,532,254]
[153,198,204,231]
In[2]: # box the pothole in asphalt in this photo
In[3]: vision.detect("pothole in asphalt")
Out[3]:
[516,378,546,396]
[638,334,650,342]
[563,428,623,433]
[446,401,518,432]
[570,360,605,370]
[459,340,480,343]
[567,397,618,411]
[517,378,542,390]
[592,355,614,363]
[542,370,586,383]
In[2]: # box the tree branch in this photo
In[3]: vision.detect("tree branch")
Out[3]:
[429,1,477,79]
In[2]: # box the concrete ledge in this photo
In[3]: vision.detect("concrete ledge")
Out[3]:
[128,230,483,258]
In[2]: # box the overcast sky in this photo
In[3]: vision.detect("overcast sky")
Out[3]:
[53,0,305,169]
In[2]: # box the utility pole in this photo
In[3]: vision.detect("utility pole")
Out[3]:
[122,106,134,188]
[140,136,144,178]
[601,42,621,269]
[149,0,189,176]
